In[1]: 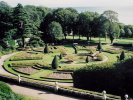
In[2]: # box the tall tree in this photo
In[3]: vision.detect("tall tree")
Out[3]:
[0,1,13,48]
[13,3,30,47]
[102,10,119,43]
[78,11,98,41]
[47,21,64,43]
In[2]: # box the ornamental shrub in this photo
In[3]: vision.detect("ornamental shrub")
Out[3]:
[97,42,102,53]
[120,51,125,61]
[86,56,89,63]
[44,44,49,53]
[52,55,59,69]
[59,53,63,59]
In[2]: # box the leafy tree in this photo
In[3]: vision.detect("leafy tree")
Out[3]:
[120,51,125,61]
[29,36,44,47]
[78,11,98,41]
[13,3,30,47]
[47,21,64,43]
[102,10,119,43]
[120,28,125,37]
[52,55,59,69]
[0,1,13,48]
[127,28,132,37]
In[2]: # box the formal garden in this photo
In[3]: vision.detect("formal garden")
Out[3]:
[1,1,133,99]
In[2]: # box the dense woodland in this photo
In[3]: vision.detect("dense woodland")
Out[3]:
[0,1,133,50]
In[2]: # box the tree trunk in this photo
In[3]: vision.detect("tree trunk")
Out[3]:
[87,33,89,41]
[22,36,25,48]
[73,33,74,43]
[78,31,80,40]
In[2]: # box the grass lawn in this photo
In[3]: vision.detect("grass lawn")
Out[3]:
[67,35,133,44]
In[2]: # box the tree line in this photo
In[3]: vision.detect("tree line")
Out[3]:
[0,1,133,49]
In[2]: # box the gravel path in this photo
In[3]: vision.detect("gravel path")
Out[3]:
[8,83,82,100]
[0,53,16,76]
[0,53,77,100]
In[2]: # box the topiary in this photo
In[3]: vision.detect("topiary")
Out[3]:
[0,81,12,94]
[52,55,59,69]
[97,42,102,53]
[44,44,49,53]
[86,56,89,63]
[120,51,125,61]
[59,53,63,59]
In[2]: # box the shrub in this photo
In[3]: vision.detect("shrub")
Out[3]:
[44,44,49,53]
[52,55,59,69]
[120,51,125,61]
[0,81,12,94]
[97,42,102,53]
[86,56,89,63]
[59,53,63,59]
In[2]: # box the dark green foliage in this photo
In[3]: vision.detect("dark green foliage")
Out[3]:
[29,36,44,47]
[74,48,77,54]
[0,81,12,94]
[86,56,89,63]
[113,43,133,47]
[0,81,23,100]
[97,42,102,53]
[59,53,63,59]
[52,55,59,69]
[120,51,125,61]
[44,44,49,53]
[73,58,133,97]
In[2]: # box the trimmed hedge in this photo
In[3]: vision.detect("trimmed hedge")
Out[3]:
[113,43,133,47]
[0,74,121,100]
[73,58,133,97]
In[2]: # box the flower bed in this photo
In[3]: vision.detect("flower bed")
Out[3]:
[12,67,39,75]
[10,52,43,61]
[47,72,72,80]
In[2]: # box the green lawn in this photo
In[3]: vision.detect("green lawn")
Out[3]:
[3,39,133,83]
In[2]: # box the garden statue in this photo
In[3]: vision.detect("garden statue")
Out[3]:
[55,81,59,93]
[102,90,107,100]
[18,74,21,83]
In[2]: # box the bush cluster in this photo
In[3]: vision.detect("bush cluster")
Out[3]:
[0,81,23,100]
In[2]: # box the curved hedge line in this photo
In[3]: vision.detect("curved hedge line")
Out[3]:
[73,58,133,98]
